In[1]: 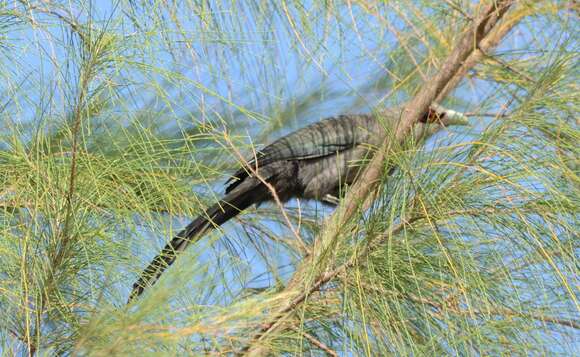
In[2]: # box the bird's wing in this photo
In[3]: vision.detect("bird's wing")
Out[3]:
[225,114,377,193]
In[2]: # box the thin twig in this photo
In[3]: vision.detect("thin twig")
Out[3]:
[290,326,339,357]
[484,51,536,83]
[16,4,96,355]
[9,329,36,357]
[464,112,509,118]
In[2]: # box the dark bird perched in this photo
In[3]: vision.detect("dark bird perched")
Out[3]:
[128,104,468,302]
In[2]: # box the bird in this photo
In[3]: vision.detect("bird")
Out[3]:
[128,103,469,302]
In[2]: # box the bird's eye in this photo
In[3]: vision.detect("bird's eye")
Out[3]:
[419,109,431,123]
[426,108,445,123]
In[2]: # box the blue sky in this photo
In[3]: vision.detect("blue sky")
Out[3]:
[1,0,577,354]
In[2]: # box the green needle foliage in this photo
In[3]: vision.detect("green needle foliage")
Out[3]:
[0,1,577,355]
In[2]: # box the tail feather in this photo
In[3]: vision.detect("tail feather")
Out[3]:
[128,185,264,302]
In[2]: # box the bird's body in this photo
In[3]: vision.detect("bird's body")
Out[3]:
[129,104,468,301]
[226,113,384,202]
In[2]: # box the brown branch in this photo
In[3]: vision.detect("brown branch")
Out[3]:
[240,1,516,355]
[339,0,514,225]
[436,3,524,102]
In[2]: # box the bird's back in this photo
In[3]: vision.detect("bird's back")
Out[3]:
[225,112,395,194]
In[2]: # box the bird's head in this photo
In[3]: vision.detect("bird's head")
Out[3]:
[411,103,469,141]
[420,103,470,127]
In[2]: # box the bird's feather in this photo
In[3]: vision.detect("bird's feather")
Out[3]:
[226,114,379,193]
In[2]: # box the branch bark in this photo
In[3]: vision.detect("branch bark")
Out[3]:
[241,1,516,355]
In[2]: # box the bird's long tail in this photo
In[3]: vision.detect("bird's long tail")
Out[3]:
[128,184,265,302]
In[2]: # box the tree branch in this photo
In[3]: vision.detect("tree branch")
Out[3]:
[240,1,516,355]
